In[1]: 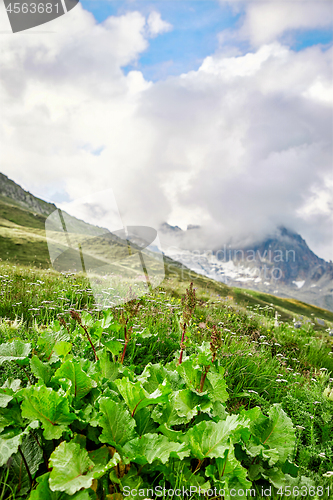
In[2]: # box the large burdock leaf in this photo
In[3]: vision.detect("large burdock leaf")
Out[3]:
[21,386,76,440]
[174,389,211,420]
[206,447,252,500]
[0,340,31,366]
[206,368,228,403]
[30,472,90,499]
[151,393,188,427]
[185,415,249,459]
[9,433,43,496]
[0,422,39,466]
[0,432,25,467]
[122,433,190,464]
[30,356,53,385]
[54,359,97,400]
[139,363,182,393]
[246,404,295,465]
[115,377,171,416]
[49,441,120,495]
[98,398,137,447]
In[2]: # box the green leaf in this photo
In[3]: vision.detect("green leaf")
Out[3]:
[0,340,31,366]
[98,398,137,448]
[49,441,120,495]
[151,393,188,427]
[54,359,97,400]
[37,329,70,361]
[185,415,249,459]
[96,349,119,382]
[101,339,123,357]
[122,433,190,464]
[115,377,171,416]
[206,447,252,499]
[0,403,24,433]
[246,404,295,466]
[29,472,91,500]
[9,433,43,496]
[0,431,25,467]
[30,356,53,385]
[0,390,14,408]
[262,467,286,489]
[139,363,182,393]
[174,389,211,421]
[133,407,158,436]
[176,358,202,393]
[21,385,76,440]
[206,367,228,403]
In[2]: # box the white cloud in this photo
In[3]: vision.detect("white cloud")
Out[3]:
[0,3,332,259]
[146,11,173,38]
[220,0,332,47]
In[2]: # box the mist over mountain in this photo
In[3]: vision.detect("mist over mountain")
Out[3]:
[160,223,333,311]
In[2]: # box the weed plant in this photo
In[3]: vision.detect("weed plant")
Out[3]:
[0,264,333,499]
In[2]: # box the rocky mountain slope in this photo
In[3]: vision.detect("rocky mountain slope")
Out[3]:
[0,173,57,216]
[160,223,333,312]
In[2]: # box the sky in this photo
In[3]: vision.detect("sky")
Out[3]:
[0,0,332,259]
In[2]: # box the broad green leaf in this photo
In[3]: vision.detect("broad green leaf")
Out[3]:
[122,433,190,464]
[29,472,91,500]
[206,368,228,403]
[185,415,249,459]
[157,423,183,442]
[115,377,171,416]
[2,378,21,391]
[49,441,120,495]
[0,403,24,433]
[9,433,43,496]
[174,389,211,421]
[0,340,31,366]
[37,329,70,361]
[0,431,25,467]
[98,398,137,447]
[101,339,123,357]
[0,390,13,408]
[30,356,52,385]
[0,421,38,466]
[206,447,252,500]
[151,393,188,427]
[133,407,158,436]
[51,341,72,360]
[0,379,22,410]
[21,385,76,440]
[262,467,286,489]
[196,342,212,366]
[139,363,182,393]
[96,349,119,382]
[54,359,97,399]
[176,358,202,393]
[246,404,295,465]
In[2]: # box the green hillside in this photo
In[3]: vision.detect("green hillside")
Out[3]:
[0,197,332,327]
[0,196,333,498]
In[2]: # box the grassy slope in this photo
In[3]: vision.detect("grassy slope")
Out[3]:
[0,197,332,327]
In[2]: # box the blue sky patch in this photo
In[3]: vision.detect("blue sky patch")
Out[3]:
[80,0,332,80]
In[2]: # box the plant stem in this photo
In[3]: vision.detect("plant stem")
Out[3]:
[21,366,32,385]
[18,445,33,489]
[81,324,98,362]
[120,341,128,365]
[178,322,186,365]
[199,366,210,392]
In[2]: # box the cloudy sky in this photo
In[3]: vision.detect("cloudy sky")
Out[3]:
[0,0,332,258]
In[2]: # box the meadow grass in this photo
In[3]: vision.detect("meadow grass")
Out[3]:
[0,262,333,498]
